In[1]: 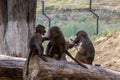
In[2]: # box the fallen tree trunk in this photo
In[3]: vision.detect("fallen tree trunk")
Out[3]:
[0,54,24,80]
[0,54,120,80]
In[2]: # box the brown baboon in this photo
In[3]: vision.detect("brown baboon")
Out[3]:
[46,26,88,68]
[26,24,47,76]
[46,38,73,60]
[46,43,60,60]
[74,30,95,65]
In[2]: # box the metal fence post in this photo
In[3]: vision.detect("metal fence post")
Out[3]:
[89,0,99,34]
[42,0,51,28]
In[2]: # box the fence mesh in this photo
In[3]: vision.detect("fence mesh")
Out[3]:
[36,0,120,38]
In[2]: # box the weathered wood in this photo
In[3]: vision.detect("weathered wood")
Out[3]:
[0,0,37,57]
[0,54,120,80]
[0,54,24,80]
[23,55,120,80]
[0,0,8,55]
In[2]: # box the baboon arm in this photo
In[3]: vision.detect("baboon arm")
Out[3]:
[73,38,79,44]
[65,50,88,69]
[48,46,53,56]
[35,44,47,62]
[35,44,42,55]
[42,37,49,42]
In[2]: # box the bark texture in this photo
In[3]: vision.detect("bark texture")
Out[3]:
[0,54,24,80]
[0,0,37,57]
[0,0,8,55]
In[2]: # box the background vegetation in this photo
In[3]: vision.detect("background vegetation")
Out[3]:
[36,0,120,39]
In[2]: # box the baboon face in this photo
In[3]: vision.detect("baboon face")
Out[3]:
[46,26,66,60]
[40,27,46,35]
[49,26,61,38]
[36,25,46,35]
[74,30,88,44]
[76,30,88,39]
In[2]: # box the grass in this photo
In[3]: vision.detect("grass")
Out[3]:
[37,0,89,12]
[91,28,120,41]
[36,10,120,38]
[37,0,120,12]
[36,0,120,39]
[49,0,88,9]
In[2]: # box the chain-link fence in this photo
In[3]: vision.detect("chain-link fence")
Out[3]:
[36,0,120,38]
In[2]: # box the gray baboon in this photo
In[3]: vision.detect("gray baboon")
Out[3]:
[26,24,47,76]
[74,30,95,65]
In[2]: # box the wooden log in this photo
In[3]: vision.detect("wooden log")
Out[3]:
[23,54,120,80]
[0,54,24,80]
[0,54,120,80]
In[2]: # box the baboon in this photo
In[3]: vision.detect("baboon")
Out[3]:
[46,43,60,60]
[46,38,73,60]
[26,24,47,76]
[74,30,95,65]
[46,26,88,68]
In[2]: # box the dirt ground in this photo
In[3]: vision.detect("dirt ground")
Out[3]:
[67,32,120,70]
[93,32,120,70]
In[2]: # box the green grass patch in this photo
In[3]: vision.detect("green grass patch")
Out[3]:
[92,28,120,41]
[36,10,120,40]
[37,0,89,12]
